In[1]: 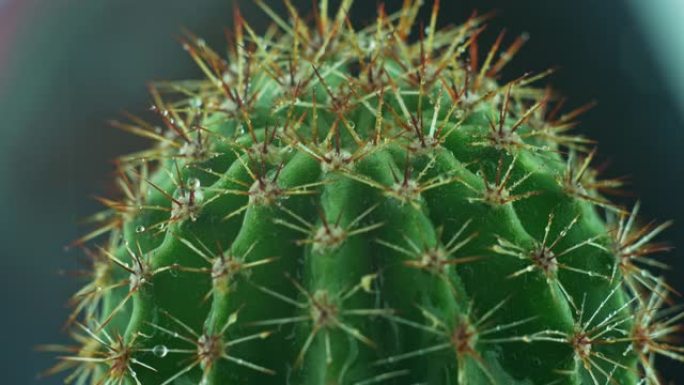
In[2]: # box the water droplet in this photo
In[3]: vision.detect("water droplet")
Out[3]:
[135,225,146,233]
[152,345,169,358]
[187,178,201,190]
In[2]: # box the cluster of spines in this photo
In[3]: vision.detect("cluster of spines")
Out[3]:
[44,1,682,385]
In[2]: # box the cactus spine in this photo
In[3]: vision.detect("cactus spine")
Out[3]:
[47,1,682,384]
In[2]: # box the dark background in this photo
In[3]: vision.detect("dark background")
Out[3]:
[0,0,681,383]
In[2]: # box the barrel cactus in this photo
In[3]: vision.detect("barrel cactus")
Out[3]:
[46,1,682,384]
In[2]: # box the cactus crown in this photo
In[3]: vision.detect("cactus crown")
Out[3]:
[46,1,681,384]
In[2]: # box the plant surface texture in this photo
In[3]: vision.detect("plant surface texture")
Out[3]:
[45,1,682,384]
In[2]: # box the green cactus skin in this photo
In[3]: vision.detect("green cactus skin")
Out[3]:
[46,1,682,384]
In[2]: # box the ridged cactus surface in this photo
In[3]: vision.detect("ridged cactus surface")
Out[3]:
[47,1,682,384]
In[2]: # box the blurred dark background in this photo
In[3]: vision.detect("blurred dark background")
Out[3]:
[0,0,682,383]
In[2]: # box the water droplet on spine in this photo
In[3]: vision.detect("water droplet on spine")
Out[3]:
[152,344,169,358]
[188,177,201,190]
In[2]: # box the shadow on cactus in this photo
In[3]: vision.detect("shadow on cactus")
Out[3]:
[42,1,682,384]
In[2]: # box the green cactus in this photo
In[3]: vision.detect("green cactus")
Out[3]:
[46,1,682,384]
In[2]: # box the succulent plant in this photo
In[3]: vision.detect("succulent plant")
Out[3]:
[45,1,682,384]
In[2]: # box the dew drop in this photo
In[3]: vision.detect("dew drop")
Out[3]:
[187,178,201,190]
[135,225,146,233]
[152,344,169,358]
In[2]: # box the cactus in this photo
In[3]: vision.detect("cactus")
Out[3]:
[45,1,682,384]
